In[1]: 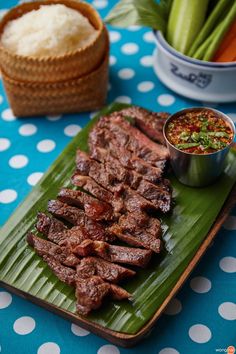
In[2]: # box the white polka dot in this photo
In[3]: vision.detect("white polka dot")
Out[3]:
[13,316,36,335]
[9,154,28,169]
[128,25,141,31]
[97,344,120,354]
[27,172,43,186]
[0,96,3,104]
[118,68,135,80]
[190,276,212,294]
[2,108,16,121]
[115,96,132,104]
[219,257,236,273]
[109,31,121,43]
[71,323,90,336]
[158,94,175,106]
[227,113,236,123]
[0,138,10,152]
[92,0,108,9]
[138,81,155,92]
[140,55,153,67]
[64,124,81,137]
[37,342,60,354]
[19,124,37,136]
[218,302,236,320]
[143,31,155,43]
[0,292,12,309]
[109,55,117,66]
[159,349,179,354]
[121,43,139,55]
[0,189,17,204]
[90,111,99,119]
[46,115,62,121]
[189,324,212,343]
[164,298,182,315]
[37,139,55,153]
[223,216,236,230]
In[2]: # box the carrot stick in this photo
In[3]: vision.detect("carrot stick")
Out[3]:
[214,37,236,62]
[213,19,236,61]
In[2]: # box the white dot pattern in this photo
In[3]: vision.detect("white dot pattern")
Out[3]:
[9,155,28,169]
[0,138,10,151]
[71,323,90,336]
[218,302,236,320]
[190,277,212,294]
[37,342,60,354]
[13,316,36,335]
[0,292,12,309]
[37,139,56,153]
[189,324,212,343]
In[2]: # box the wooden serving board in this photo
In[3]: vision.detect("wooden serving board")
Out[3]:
[0,103,235,347]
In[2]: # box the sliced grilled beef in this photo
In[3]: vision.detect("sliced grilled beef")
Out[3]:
[108,224,162,253]
[86,147,172,213]
[37,212,67,237]
[75,240,152,268]
[27,232,81,267]
[76,256,135,283]
[116,106,169,145]
[89,129,164,182]
[58,188,114,222]
[47,200,110,242]
[42,256,76,286]
[118,212,162,238]
[96,115,169,167]
[76,150,164,213]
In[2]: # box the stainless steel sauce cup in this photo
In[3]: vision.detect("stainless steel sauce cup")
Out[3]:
[163,108,236,187]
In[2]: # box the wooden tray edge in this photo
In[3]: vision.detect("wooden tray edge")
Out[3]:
[1,182,235,347]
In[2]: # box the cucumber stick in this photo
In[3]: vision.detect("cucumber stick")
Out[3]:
[167,0,209,54]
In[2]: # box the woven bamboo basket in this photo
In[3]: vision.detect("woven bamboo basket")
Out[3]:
[0,0,109,116]
[2,49,109,116]
[0,0,107,83]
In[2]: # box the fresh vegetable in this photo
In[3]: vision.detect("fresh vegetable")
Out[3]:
[106,0,167,32]
[106,0,236,62]
[192,21,223,60]
[203,1,236,61]
[213,19,236,62]
[166,109,233,154]
[167,0,209,55]
[188,0,231,57]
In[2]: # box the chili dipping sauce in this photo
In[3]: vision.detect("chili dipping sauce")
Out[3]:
[166,110,234,154]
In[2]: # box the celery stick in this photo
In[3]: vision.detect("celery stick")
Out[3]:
[167,0,209,54]
[188,0,233,57]
[193,22,223,60]
[203,2,236,61]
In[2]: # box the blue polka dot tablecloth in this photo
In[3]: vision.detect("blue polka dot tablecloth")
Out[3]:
[0,1,236,354]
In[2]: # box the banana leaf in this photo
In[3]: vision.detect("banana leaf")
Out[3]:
[0,102,236,335]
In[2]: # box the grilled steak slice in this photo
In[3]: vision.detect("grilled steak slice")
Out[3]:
[47,200,110,242]
[96,115,169,167]
[110,284,131,300]
[58,188,114,222]
[108,224,162,253]
[37,212,67,238]
[27,233,81,267]
[87,147,172,213]
[116,106,169,145]
[75,276,111,315]
[118,212,162,238]
[89,129,164,182]
[76,150,162,213]
[76,256,135,283]
[42,256,76,286]
[75,240,152,268]
[71,174,124,213]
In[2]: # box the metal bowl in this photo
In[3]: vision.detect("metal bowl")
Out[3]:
[163,108,236,187]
